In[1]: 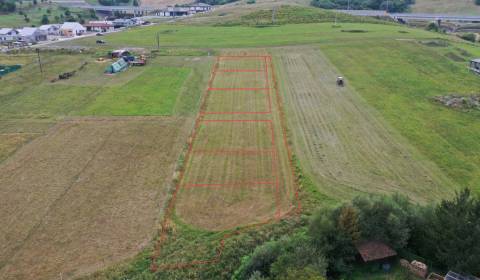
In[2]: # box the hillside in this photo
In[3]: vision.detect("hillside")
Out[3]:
[412,0,480,14]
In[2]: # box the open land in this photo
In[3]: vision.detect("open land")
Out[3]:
[412,0,480,14]
[2,3,480,279]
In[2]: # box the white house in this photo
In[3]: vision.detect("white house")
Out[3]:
[112,18,135,28]
[60,22,86,37]
[39,24,61,36]
[0,28,19,43]
[17,27,47,43]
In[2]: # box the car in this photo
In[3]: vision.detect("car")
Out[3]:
[96,33,104,36]
[96,40,106,44]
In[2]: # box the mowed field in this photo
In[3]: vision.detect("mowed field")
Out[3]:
[149,53,297,270]
[0,52,212,279]
[274,46,457,202]
[0,118,190,280]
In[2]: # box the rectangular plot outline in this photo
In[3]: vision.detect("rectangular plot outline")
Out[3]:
[204,56,272,115]
[151,55,301,272]
[183,119,277,189]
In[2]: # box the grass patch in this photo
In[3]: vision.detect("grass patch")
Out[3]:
[82,67,191,116]
[57,22,440,49]
[321,39,480,192]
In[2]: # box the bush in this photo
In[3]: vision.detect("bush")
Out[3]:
[246,0,255,4]
[459,33,476,43]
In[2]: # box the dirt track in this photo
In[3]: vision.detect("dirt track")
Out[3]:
[0,117,191,280]
[274,47,455,202]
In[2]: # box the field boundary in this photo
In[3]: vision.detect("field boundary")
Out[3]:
[150,55,301,272]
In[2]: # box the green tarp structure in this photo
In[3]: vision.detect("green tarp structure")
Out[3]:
[105,58,128,74]
[0,65,21,77]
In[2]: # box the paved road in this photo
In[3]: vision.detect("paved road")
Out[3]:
[338,9,480,22]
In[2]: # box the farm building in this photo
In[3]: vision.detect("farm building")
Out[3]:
[105,58,129,74]
[0,28,19,43]
[60,22,86,37]
[111,49,131,58]
[155,3,212,17]
[112,19,135,28]
[355,241,397,263]
[84,22,114,33]
[17,27,47,43]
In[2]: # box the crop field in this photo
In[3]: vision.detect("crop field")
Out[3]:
[0,117,191,280]
[274,46,457,202]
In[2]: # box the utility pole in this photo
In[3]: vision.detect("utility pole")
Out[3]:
[347,0,350,10]
[35,48,43,75]
[156,31,160,50]
[386,0,389,12]
[272,7,277,24]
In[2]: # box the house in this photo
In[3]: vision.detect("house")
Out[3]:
[17,27,47,43]
[112,18,135,28]
[84,21,114,33]
[60,22,86,37]
[0,28,19,43]
[355,241,397,263]
[155,3,212,17]
[38,24,61,36]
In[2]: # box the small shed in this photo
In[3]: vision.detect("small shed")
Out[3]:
[469,59,480,74]
[355,241,397,263]
[105,58,128,74]
[111,49,131,58]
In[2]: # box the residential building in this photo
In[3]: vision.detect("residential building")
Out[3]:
[17,27,47,43]
[84,21,114,33]
[60,22,86,37]
[39,24,61,36]
[112,18,135,28]
[0,28,19,43]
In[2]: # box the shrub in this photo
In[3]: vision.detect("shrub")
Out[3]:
[459,33,476,43]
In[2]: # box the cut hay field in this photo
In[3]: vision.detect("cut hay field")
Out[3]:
[274,46,457,202]
[0,52,212,279]
[0,117,191,280]
[320,39,480,193]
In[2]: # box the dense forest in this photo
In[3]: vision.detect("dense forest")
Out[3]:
[0,0,16,12]
[311,0,415,12]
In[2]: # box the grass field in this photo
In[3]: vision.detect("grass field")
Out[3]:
[412,0,480,14]
[57,22,440,49]
[274,46,457,202]
[321,39,480,193]
[0,117,191,280]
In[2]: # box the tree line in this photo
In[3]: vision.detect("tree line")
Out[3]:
[311,0,415,12]
[234,189,480,279]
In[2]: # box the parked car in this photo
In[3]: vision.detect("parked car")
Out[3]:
[96,33,104,36]
[96,40,106,44]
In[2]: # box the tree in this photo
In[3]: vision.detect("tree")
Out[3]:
[64,9,70,16]
[133,0,139,6]
[41,14,49,24]
[414,189,480,275]
[33,0,37,5]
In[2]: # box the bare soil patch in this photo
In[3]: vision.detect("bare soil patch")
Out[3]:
[0,117,191,280]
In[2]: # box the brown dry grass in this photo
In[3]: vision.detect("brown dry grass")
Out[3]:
[175,52,296,231]
[0,117,191,280]
[273,46,455,202]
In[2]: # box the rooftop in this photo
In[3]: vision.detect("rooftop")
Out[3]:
[355,241,397,262]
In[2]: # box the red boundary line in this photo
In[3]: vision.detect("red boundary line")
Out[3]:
[150,55,301,272]
[208,87,269,91]
[217,69,263,72]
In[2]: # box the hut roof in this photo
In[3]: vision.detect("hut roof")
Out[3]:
[355,241,397,262]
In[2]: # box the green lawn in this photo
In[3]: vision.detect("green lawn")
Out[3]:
[321,39,480,192]
[82,66,191,116]
[58,22,441,49]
